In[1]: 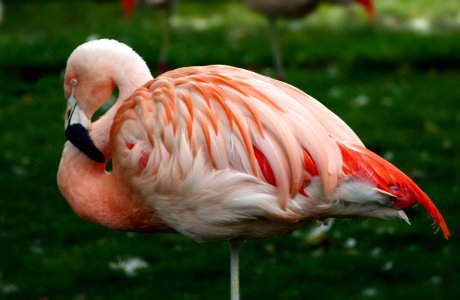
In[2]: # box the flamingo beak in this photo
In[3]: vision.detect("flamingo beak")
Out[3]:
[64,94,105,163]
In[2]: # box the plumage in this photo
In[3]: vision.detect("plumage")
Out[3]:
[58,39,449,298]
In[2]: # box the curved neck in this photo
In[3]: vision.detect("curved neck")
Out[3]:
[116,65,153,101]
[91,63,153,155]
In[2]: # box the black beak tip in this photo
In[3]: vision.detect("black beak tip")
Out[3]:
[65,124,105,163]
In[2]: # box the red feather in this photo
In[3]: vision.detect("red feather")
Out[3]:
[338,142,450,239]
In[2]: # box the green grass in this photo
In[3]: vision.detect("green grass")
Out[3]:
[0,0,459,299]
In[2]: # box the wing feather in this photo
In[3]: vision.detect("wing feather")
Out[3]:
[110,65,363,207]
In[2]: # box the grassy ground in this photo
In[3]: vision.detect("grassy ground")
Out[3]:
[0,0,459,299]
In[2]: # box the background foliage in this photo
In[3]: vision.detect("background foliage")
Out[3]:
[0,0,459,299]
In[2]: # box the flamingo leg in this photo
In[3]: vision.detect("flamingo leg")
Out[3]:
[230,239,243,300]
[267,18,286,81]
[158,5,173,74]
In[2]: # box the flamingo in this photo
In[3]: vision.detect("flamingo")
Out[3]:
[121,0,177,74]
[243,0,375,80]
[57,39,449,300]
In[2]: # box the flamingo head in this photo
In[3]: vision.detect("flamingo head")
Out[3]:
[63,39,151,164]
[353,0,375,23]
[63,79,106,163]
[337,142,450,239]
[63,55,115,164]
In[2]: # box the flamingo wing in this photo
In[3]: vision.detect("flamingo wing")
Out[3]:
[107,65,449,240]
[110,65,362,205]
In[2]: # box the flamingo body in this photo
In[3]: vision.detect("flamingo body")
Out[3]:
[58,40,449,299]
[244,0,375,20]
[58,39,449,244]
[245,0,322,19]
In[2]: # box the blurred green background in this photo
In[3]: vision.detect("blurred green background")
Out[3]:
[0,0,459,299]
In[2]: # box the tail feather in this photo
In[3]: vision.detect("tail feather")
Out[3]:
[338,141,450,239]
[411,181,450,239]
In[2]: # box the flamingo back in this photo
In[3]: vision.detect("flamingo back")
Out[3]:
[110,66,362,205]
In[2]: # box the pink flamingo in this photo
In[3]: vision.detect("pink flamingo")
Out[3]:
[57,39,449,300]
[243,0,375,80]
[121,0,177,74]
